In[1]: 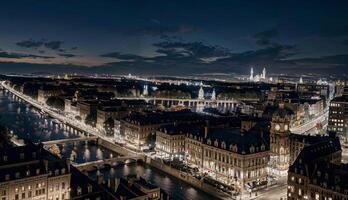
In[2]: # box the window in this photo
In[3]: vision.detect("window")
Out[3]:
[19,153,24,160]
[77,187,82,195]
[87,184,92,193]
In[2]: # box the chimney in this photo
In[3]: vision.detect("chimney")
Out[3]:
[204,126,209,138]
[108,178,116,191]
[66,159,71,173]
[114,178,120,192]
[97,174,104,185]
[44,160,49,171]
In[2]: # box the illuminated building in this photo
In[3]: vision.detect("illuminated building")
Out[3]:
[328,86,348,142]
[287,136,344,200]
[0,144,71,200]
[269,102,293,176]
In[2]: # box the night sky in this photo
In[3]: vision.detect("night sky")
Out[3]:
[1,0,348,75]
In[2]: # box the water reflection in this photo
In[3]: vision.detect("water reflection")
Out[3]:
[0,90,216,200]
[88,164,216,200]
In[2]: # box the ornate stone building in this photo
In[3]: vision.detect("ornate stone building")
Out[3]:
[269,102,294,176]
[287,136,345,200]
[0,143,71,200]
[184,119,270,193]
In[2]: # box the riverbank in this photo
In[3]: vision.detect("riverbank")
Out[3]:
[146,157,232,200]
[1,83,220,200]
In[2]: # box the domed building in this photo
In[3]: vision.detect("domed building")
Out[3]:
[269,102,294,176]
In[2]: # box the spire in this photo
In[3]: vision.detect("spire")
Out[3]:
[211,88,216,100]
[142,85,148,96]
[198,82,204,100]
[299,76,303,84]
[262,67,266,79]
[250,67,254,81]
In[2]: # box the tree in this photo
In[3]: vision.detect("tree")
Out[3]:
[85,113,97,127]
[46,97,65,111]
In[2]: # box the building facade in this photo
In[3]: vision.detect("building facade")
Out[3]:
[328,87,348,142]
[287,136,345,200]
[0,144,71,200]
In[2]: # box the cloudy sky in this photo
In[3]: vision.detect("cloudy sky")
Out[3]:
[1,0,348,75]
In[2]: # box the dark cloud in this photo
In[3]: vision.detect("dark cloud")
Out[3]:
[127,25,199,36]
[101,39,230,65]
[16,39,66,51]
[102,38,295,70]
[256,39,272,46]
[98,38,300,75]
[0,51,54,59]
[59,53,76,58]
[16,39,44,48]
[44,41,63,50]
[153,40,229,59]
[100,52,146,60]
[71,47,78,50]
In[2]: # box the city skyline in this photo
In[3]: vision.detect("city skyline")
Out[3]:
[0,1,348,75]
[1,1,348,200]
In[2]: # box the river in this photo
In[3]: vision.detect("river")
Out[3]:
[0,89,217,200]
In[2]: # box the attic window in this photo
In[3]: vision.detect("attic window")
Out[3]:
[221,142,226,149]
[87,184,93,193]
[77,187,82,195]
[249,146,255,153]
[261,144,265,151]
[214,140,218,147]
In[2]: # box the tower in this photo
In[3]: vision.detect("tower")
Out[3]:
[211,88,216,100]
[299,76,303,84]
[262,67,266,79]
[269,102,293,176]
[249,67,254,81]
[198,82,204,100]
[142,85,148,96]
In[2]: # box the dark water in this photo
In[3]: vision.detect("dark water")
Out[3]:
[88,164,217,200]
[0,90,217,200]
